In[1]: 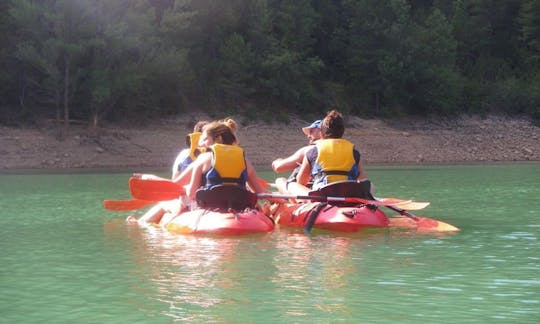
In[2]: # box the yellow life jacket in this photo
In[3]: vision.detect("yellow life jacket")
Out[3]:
[205,143,247,188]
[177,132,203,172]
[312,139,359,189]
[186,132,202,161]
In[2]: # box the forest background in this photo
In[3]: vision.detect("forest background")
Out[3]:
[1,0,539,134]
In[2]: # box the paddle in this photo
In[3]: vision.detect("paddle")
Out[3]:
[128,178,424,209]
[384,204,459,232]
[258,177,271,188]
[256,193,411,207]
[129,177,185,201]
[129,177,271,201]
[376,198,430,211]
[103,199,154,211]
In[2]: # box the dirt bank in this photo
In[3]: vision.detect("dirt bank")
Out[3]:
[1,114,538,172]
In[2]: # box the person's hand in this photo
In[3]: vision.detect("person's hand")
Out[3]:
[271,158,283,172]
[132,173,162,180]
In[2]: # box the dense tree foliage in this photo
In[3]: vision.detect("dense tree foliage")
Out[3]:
[1,0,539,130]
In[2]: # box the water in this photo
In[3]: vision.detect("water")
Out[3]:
[1,164,539,323]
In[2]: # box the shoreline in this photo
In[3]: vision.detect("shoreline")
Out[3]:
[2,160,540,175]
[1,114,539,173]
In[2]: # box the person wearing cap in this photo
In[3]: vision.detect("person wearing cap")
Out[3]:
[286,110,369,196]
[271,119,322,194]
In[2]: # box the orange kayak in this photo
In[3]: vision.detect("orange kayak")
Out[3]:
[165,207,274,235]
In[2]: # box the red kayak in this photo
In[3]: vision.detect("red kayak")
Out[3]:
[123,178,458,233]
[266,181,459,233]
[270,201,389,232]
[165,185,274,235]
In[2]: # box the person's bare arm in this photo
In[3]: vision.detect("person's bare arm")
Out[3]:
[296,155,311,186]
[246,160,267,194]
[172,162,195,186]
[272,146,309,173]
[186,153,211,199]
[357,159,368,181]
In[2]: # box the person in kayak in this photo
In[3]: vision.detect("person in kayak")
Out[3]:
[172,120,210,178]
[185,118,269,200]
[151,118,277,226]
[127,120,209,225]
[286,109,369,196]
[271,119,322,194]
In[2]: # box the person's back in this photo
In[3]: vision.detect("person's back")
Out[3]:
[308,137,359,190]
[186,119,269,202]
[204,142,248,189]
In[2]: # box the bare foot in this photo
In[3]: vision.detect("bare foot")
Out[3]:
[126,215,138,224]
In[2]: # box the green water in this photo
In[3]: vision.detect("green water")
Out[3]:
[1,164,539,323]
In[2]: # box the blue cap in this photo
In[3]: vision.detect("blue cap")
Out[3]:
[302,120,321,135]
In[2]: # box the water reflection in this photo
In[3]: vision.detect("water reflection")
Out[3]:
[105,219,256,321]
[268,228,393,321]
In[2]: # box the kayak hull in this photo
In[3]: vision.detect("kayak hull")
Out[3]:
[165,207,274,235]
[270,201,389,232]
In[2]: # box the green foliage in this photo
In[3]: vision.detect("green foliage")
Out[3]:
[520,0,540,69]
[0,0,539,125]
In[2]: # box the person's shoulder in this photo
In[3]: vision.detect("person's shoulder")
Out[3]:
[305,144,317,152]
[196,151,213,162]
[293,145,311,156]
[305,145,317,160]
[173,149,190,163]
[177,148,189,157]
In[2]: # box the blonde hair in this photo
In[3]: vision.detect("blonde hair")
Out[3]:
[218,117,238,134]
[193,120,210,133]
[203,118,238,145]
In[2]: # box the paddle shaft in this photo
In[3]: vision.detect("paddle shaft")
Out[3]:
[256,193,403,207]
[384,204,419,221]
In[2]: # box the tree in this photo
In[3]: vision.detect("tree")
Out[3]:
[521,0,540,69]
[10,0,94,137]
[256,0,323,111]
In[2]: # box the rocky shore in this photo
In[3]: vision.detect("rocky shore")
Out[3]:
[1,114,538,172]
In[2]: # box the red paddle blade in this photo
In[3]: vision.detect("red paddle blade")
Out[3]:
[416,217,460,232]
[129,177,184,201]
[258,177,271,188]
[103,199,154,211]
[388,216,460,232]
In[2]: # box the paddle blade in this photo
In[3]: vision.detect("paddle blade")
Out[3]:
[103,199,154,211]
[385,205,459,232]
[416,217,460,232]
[129,177,184,201]
[258,177,271,188]
[392,201,430,210]
[389,216,459,232]
[341,197,411,207]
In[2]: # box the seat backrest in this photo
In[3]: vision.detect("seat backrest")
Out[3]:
[308,180,373,206]
[196,185,257,210]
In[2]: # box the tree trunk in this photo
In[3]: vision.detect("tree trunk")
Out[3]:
[375,92,380,115]
[62,57,70,139]
[55,88,61,124]
[88,110,99,137]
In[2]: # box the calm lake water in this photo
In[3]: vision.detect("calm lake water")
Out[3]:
[1,164,539,323]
